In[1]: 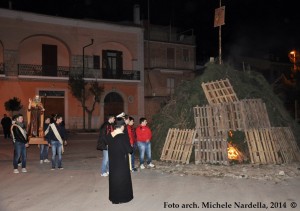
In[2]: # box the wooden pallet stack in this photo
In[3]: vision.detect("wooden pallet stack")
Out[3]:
[193,78,300,165]
[193,79,239,164]
[193,104,229,164]
[244,127,300,164]
[270,127,300,163]
[160,78,300,165]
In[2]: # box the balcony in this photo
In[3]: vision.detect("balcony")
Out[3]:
[18,64,140,80]
[18,64,69,77]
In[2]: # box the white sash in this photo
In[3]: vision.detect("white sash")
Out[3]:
[44,125,50,136]
[11,124,27,143]
[46,123,64,153]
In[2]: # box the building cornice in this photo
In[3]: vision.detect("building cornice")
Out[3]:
[0,8,143,34]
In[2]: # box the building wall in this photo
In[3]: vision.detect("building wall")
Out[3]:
[143,28,196,122]
[145,41,195,70]
[19,36,70,66]
[0,8,144,129]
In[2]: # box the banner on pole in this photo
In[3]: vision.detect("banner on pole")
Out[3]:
[214,6,225,27]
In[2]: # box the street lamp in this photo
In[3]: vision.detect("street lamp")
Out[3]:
[289,50,297,72]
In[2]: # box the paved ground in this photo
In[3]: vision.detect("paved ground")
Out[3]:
[0,133,300,211]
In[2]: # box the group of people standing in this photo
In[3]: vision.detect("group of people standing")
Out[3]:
[97,113,155,204]
[4,105,154,204]
[4,97,68,174]
[10,112,67,174]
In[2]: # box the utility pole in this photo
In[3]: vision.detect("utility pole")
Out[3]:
[147,0,150,71]
[214,0,225,64]
[147,0,153,95]
[82,39,94,130]
[218,0,222,64]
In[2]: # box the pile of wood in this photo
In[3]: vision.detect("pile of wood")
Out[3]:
[194,78,300,165]
[160,78,300,165]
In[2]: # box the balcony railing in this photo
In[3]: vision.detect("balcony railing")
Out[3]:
[18,64,69,77]
[18,64,140,80]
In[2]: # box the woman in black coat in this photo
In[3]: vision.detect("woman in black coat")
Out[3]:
[106,117,133,204]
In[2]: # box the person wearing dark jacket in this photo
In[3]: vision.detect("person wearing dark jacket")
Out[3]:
[11,115,21,167]
[1,114,12,139]
[127,116,137,171]
[105,117,133,204]
[11,114,28,174]
[98,114,115,177]
[45,114,66,170]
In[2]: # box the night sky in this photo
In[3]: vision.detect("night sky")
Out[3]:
[1,0,300,63]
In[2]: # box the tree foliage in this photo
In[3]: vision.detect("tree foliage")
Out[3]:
[4,97,23,115]
[68,74,86,102]
[68,73,104,129]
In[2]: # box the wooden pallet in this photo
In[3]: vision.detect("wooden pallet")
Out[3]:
[160,128,196,164]
[271,127,300,163]
[193,98,273,165]
[194,104,223,137]
[194,135,228,165]
[245,128,281,164]
[194,99,271,132]
[239,99,271,129]
[201,78,239,105]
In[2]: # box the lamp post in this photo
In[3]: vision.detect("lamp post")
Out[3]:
[288,50,299,121]
[289,50,297,72]
[82,39,94,130]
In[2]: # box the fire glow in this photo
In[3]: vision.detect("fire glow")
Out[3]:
[228,143,240,160]
[227,130,243,161]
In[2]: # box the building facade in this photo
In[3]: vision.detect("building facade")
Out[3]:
[0,8,144,129]
[143,24,196,121]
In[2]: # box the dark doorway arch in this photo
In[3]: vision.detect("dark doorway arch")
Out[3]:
[104,92,124,118]
[39,90,65,119]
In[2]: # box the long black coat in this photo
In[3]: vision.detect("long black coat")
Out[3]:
[106,133,133,204]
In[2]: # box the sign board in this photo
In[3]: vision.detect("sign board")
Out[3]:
[214,6,225,27]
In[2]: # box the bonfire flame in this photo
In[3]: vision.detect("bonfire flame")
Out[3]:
[228,143,240,160]
[227,130,245,162]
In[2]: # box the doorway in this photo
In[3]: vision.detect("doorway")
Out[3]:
[39,90,65,119]
[104,92,124,118]
[42,44,57,76]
